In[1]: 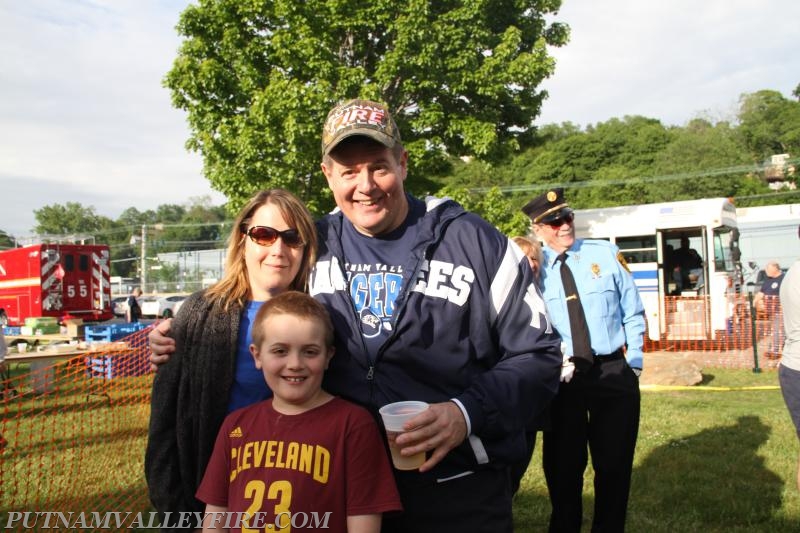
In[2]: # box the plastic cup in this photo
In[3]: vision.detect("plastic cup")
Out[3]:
[17,342,28,353]
[378,401,429,470]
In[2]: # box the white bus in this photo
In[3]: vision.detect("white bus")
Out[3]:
[736,203,800,278]
[573,198,741,342]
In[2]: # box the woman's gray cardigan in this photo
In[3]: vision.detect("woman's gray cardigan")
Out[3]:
[144,291,243,526]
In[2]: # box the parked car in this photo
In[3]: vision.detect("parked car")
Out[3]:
[111,296,129,318]
[139,296,161,318]
[157,295,188,318]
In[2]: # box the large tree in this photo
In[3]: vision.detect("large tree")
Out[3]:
[737,89,800,160]
[33,202,115,237]
[165,0,569,214]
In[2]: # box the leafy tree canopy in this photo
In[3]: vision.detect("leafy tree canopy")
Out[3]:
[737,90,800,161]
[30,197,227,278]
[8,86,799,253]
[33,202,115,237]
[450,87,800,216]
[439,184,530,236]
[165,0,569,215]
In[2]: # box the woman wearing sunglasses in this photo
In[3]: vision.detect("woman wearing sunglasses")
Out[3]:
[508,235,548,494]
[145,189,317,527]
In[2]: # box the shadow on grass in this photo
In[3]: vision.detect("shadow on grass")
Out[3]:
[700,373,716,385]
[631,415,790,531]
[512,486,552,533]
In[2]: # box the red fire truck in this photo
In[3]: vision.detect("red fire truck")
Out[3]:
[0,243,114,326]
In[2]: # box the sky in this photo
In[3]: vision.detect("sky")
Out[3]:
[2,0,799,240]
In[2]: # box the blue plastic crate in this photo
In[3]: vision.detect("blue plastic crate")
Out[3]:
[3,326,22,336]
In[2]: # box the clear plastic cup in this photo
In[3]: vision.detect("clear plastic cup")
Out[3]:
[378,401,429,470]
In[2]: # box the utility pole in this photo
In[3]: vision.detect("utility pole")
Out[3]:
[141,224,147,293]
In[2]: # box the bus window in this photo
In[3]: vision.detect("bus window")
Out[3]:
[615,235,657,263]
[713,228,735,272]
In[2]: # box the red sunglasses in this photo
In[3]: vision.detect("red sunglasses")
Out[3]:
[243,225,305,248]
[543,211,575,228]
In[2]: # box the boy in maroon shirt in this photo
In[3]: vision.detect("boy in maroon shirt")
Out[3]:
[197,291,401,532]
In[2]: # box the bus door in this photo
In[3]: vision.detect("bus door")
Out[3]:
[709,225,740,336]
[658,227,710,340]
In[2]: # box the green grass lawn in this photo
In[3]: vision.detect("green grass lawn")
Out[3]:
[2,366,799,532]
[513,368,800,532]
[0,359,152,527]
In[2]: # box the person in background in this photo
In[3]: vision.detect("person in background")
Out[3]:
[509,235,548,493]
[779,231,800,490]
[145,189,317,531]
[126,287,142,323]
[672,235,704,292]
[513,235,542,280]
[523,187,645,533]
[197,291,401,533]
[754,261,785,359]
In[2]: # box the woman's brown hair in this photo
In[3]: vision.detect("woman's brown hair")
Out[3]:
[205,189,317,310]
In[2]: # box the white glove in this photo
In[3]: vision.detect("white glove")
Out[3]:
[560,347,575,383]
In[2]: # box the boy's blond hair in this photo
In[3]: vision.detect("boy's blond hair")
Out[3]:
[252,291,335,349]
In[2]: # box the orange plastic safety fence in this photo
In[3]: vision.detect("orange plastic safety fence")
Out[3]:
[0,294,789,529]
[1,326,155,531]
[643,294,785,369]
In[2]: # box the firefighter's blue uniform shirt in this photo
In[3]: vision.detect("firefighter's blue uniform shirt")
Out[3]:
[540,239,646,369]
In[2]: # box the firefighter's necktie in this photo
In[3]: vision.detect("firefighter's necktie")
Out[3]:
[558,252,593,372]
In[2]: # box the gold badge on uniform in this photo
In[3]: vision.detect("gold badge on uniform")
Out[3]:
[591,263,601,278]
[547,191,557,202]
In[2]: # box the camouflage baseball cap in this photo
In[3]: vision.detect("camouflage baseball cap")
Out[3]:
[321,99,401,156]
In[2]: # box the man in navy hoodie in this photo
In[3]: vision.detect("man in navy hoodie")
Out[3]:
[311,99,562,532]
